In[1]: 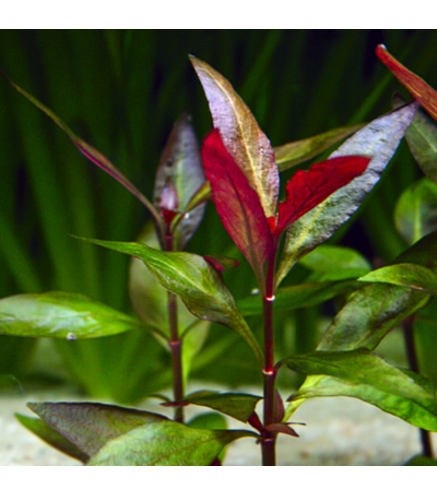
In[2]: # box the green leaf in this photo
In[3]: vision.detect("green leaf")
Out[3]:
[406,455,437,466]
[285,349,437,431]
[394,178,437,245]
[190,55,279,218]
[275,102,418,288]
[80,237,264,365]
[15,413,89,463]
[182,319,210,386]
[153,114,206,249]
[187,412,227,430]
[88,420,257,466]
[27,402,168,457]
[237,280,360,316]
[274,123,363,172]
[359,263,437,297]
[183,181,212,213]
[7,77,162,227]
[0,292,144,339]
[164,391,262,422]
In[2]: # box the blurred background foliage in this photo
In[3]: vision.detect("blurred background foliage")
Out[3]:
[1,29,437,402]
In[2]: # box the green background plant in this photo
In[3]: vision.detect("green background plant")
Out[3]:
[1,30,437,402]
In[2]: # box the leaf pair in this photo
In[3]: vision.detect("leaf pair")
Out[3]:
[192,55,417,288]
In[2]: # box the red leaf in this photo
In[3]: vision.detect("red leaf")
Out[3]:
[201,129,273,282]
[376,45,437,122]
[276,156,370,235]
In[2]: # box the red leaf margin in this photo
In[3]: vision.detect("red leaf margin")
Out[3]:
[201,129,273,284]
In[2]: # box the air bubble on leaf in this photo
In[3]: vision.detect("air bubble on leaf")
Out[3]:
[251,288,260,295]
[66,332,77,341]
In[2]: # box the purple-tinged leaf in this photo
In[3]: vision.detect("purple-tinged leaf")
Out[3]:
[7,77,162,228]
[153,114,206,249]
[265,423,299,438]
[377,45,437,122]
[190,56,279,218]
[274,123,364,172]
[201,129,273,285]
[275,102,418,288]
[204,255,239,272]
[275,156,370,236]
[27,402,168,458]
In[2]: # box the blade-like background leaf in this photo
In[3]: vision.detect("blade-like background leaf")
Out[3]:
[153,114,206,249]
[0,292,144,338]
[190,55,279,218]
[275,102,417,288]
[274,124,364,172]
[88,420,257,466]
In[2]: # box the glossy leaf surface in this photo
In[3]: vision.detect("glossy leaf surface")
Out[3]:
[395,179,437,245]
[274,124,363,172]
[81,237,263,365]
[190,55,279,218]
[15,414,88,463]
[0,292,143,338]
[28,402,167,457]
[275,102,417,288]
[164,391,262,423]
[8,77,161,226]
[285,349,437,431]
[88,421,257,466]
[201,129,273,283]
[153,114,205,249]
[376,45,437,122]
[276,156,370,235]
[359,263,437,297]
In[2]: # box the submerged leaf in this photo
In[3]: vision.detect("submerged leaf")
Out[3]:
[80,237,264,365]
[201,129,273,284]
[274,123,364,172]
[88,421,257,466]
[190,55,279,218]
[0,292,144,339]
[28,402,167,458]
[275,102,417,288]
[376,45,437,122]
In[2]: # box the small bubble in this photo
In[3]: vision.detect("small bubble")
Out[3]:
[251,288,260,295]
[66,333,77,341]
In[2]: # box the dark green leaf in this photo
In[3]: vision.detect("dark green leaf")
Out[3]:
[88,421,257,466]
[187,412,227,430]
[164,391,262,422]
[0,292,144,339]
[275,102,417,288]
[274,123,363,172]
[80,237,264,365]
[153,114,206,249]
[359,263,437,296]
[238,280,360,316]
[28,402,168,457]
[406,455,437,466]
[15,413,88,463]
[394,178,437,245]
[285,349,437,431]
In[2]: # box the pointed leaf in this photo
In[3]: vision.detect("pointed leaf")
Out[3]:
[204,255,239,272]
[80,236,264,365]
[187,412,227,430]
[190,56,279,218]
[153,114,206,249]
[359,263,437,297]
[88,421,257,466]
[275,102,418,288]
[274,124,364,172]
[376,45,437,122]
[285,349,437,431]
[237,280,361,316]
[7,77,162,227]
[27,402,168,457]
[265,423,299,438]
[183,181,212,213]
[163,391,262,423]
[0,292,144,339]
[395,178,437,245]
[201,129,273,282]
[276,156,370,235]
[15,414,88,463]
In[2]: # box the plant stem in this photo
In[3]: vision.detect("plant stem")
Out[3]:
[166,231,184,423]
[261,248,278,466]
[403,316,433,458]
